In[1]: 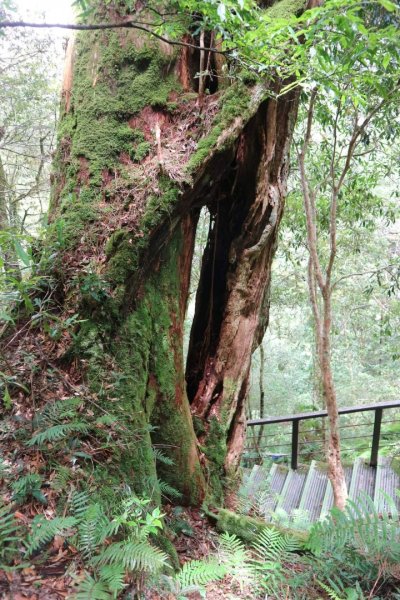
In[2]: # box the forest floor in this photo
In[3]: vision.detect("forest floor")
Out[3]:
[0,506,255,599]
[0,325,256,599]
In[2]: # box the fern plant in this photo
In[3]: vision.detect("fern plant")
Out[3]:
[27,397,91,450]
[305,494,400,597]
[71,493,170,599]
[27,422,89,446]
[0,503,21,568]
[27,515,78,555]
[318,578,365,600]
[158,479,182,501]
[11,473,47,505]
[270,506,312,531]
[156,559,226,599]
[156,526,302,599]
[74,574,112,600]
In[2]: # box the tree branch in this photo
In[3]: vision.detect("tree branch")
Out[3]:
[0,20,230,55]
[332,263,399,290]
[298,88,325,291]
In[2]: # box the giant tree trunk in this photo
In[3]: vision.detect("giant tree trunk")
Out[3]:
[4,0,308,505]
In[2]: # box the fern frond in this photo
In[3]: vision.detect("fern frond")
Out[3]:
[27,515,77,554]
[35,397,82,426]
[158,479,182,500]
[51,466,72,492]
[317,580,344,600]
[176,558,226,588]
[99,563,126,595]
[92,540,168,572]
[219,532,248,564]
[11,473,47,505]
[308,495,400,565]
[218,532,256,591]
[0,458,11,480]
[253,527,299,564]
[78,504,110,558]
[75,573,112,600]
[153,449,175,467]
[27,422,89,446]
[0,503,20,562]
[71,491,90,519]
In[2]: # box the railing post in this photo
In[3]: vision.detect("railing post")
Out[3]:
[291,419,299,470]
[370,407,383,467]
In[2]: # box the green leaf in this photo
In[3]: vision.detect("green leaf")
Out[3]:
[3,387,12,410]
[377,0,397,11]
[13,239,31,267]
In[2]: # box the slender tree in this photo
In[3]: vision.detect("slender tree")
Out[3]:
[296,10,399,505]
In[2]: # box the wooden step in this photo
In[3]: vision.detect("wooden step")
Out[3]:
[262,464,288,516]
[241,456,400,524]
[275,466,307,514]
[246,464,266,498]
[320,465,353,520]
[298,461,328,522]
[348,458,376,505]
[374,456,400,515]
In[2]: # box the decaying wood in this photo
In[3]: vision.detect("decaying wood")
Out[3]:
[187,84,300,479]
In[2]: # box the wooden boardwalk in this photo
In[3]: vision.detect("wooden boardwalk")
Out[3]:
[243,457,400,522]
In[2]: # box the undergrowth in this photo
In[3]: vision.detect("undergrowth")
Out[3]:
[1,396,400,599]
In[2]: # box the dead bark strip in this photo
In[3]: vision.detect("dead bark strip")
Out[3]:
[186,87,300,489]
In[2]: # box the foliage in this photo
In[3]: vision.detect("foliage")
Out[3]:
[158,526,301,598]
[1,0,400,597]
[0,502,21,568]
[11,473,47,505]
[303,495,400,597]
[0,18,60,302]
[73,493,169,597]
[5,490,170,597]
[28,515,78,555]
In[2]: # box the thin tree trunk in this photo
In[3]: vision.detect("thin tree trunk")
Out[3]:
[321,291,347,509]
[299,91,347,509]
[257,343,265,447]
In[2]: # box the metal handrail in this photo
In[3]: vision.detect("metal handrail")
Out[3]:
[246,400,400,470]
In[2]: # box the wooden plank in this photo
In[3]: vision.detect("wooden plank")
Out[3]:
[275,467,307,514]
[263,465,288,517]
[348,457,362,500]
[298,461,316,512]
[374,456,400,516]
[298,461,329,521]
[349,459,375,504]
[320,465,353,520]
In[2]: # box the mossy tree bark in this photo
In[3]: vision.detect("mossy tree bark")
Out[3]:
[27,0,309,505]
